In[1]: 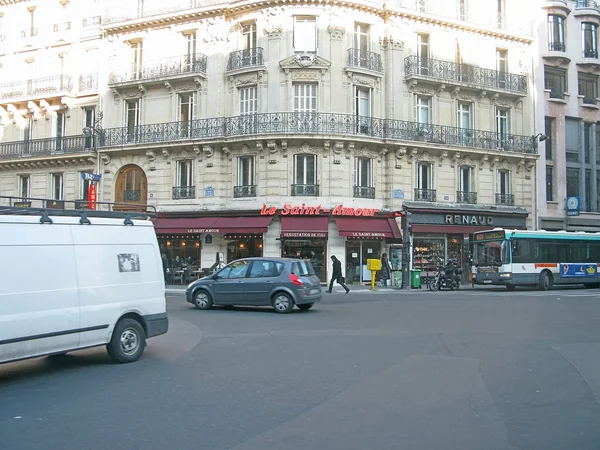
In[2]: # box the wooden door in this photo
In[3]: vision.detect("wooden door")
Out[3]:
[114,164,147,211]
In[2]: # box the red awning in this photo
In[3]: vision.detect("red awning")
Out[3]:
[153,216,273,235]
[280,216,329,238]
[335,217,402,239]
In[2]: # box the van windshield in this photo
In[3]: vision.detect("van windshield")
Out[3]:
[292,260,316,276]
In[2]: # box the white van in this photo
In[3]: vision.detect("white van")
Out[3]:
[0,205,168,365]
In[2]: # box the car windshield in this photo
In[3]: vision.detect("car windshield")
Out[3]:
[292,260,316,276]
[473,240,510,266]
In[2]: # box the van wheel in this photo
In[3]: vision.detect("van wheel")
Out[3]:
[297,303,314,311]
[272,292,294,314]
[538,271,553,291]
[194,290,213,310]
[107,318,146,364]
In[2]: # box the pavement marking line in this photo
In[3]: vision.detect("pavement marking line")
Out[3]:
[228,354,509,450]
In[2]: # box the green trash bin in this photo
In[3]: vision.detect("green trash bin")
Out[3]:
[410,270,422,289]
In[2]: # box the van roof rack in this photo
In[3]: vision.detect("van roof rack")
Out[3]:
[0,195,156,226]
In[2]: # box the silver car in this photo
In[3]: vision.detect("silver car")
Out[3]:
[185,257,322,313]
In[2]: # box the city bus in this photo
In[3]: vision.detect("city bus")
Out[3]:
[472,229,600,290]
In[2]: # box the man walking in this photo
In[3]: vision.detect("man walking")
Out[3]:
[327,255,350,294]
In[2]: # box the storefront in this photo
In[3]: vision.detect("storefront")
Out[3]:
[401,202,528,284]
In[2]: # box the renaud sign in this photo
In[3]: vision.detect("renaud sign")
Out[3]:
[260,203,379,217]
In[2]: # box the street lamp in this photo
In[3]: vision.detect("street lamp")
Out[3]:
[531,132,548,153]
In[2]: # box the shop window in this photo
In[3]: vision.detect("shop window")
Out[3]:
[227,236,263,262]
[412,237,445,273]
[345,240,381,284]
[283,239,326,282]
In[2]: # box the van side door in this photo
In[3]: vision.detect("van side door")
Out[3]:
[0,220,81,363]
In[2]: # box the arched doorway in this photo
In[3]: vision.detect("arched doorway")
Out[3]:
[114,164,148,211]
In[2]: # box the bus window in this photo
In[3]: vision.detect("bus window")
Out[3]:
[512,239,531,264]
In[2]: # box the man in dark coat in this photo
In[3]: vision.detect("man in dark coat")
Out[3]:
[327,255,350,294]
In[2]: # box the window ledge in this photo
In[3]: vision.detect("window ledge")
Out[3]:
[577,94,600,109]
[544,89,569,104]
[546,201,559,204]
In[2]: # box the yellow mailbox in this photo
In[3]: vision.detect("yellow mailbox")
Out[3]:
[366,259,381,290]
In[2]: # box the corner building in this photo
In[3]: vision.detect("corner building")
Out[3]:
[0,0,539,284]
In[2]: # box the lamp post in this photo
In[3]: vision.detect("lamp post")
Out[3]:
[532,132,548,153]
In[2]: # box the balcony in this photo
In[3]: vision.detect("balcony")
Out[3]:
[234,185,257,198]
[456,191,478,204]
[543,0,571,15]
[99,112,538,155]
[346,49,383,73]
[21,28,38,38]
[82,16,102,28]
[227,48,264,72]
[0,135,93,160]
[0,75,73,103]
[574,0,600,17]
[404,56,527,96]
[79,74,98,93]
[414,188,436,202]
[53,22,72,33]
[353,186,375,199]
[495,193,515,206]
[291,184,319,196]
[108,53,207,87]
[172,186,195,200]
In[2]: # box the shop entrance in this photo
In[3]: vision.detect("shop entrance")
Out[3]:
[282,239,327,282]
[345,239,382,284]
[226,235,263,262]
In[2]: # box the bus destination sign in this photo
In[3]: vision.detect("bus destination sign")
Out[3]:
[474,230,505,241]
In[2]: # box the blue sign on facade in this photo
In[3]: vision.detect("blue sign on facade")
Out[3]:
[566,196,580,217]
[205,186,214,197]
[393,189,404,199]
[559,263,598,278]
[81,172,102,182]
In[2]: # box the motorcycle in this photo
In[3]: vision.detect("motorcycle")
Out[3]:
[430,258,463,291]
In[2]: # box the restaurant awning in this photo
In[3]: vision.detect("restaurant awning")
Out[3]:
[334,217,402,239]
[153,216,274,235]
[280,216,329,238]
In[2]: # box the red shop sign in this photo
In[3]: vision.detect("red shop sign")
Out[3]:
[260,203,379,217]
[88,183,97,210]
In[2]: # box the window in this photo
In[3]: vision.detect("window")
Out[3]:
[415,96,431,128]
[546,166,553,202]
[417,33,429,74]
[585,123,592,163]
[545,117,553,160]
[293,154,317,196]
[293,17,316,53]
[495,107,510,148]
[457,101,473,129]
[582,22,598,58]
[18,175,30,199]
[238,156,255,186]
[184,31,197,66]
[544,66,566,99]
[125,99,140,142]
[459,0,467,19]
[586,169,592,211]
[84,107,95,149]
[23,115,33,143]
[548,15,565,52]
[497,170,511,202]
[129,40,143,79]
[567,168,580,198]
[496,48,508,88]
[354,157,374,198]
[249,260,282,278]
[497,0,505,28]
[176,160,193,188]
[354,22,369,53]
[178,92,194,137]
[354,86,371,134]
[459,166,472,192]
[242,23,256,50]
[239,86,257,115]
[294,84,317,113]
[55,110,65,151]
[579,73,598,105]
[566,118,580,162]
[51,173,63,200]
[216,260,251,279]
[417,163,433,190]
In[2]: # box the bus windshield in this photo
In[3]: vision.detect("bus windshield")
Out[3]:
[473,240,510,266]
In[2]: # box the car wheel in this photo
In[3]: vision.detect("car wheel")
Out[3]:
[107,318,146,364]
[297,303,314,311]
[194,290,213,310]
[272,292,294,314]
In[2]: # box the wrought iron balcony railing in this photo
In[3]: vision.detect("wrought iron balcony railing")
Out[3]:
[227,48,264,71]
[79,74,98,92]
[108,53,207,84]
[234,185,257,198]
[414,188,436,202]
[0,135,94,160]
[82,16,101,27]
[495,193,515,206]
[548,41,566,52]
[347,49,383,73]
[575,0,600,10]
[172,186,195,199]
[0,75,73,101]
[456,191,478,204]
[21,28,38,38]
[53,22,72,32]
[291,184,319,196]
[103,0,229,25]
[583,49,599,58]
[0,34,4,42]
[353,186,375,199]
[98,112,538,154]
[123,189,142,202]
[404,56,527,94]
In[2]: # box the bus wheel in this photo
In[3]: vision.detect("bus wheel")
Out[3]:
[538,271,553,291]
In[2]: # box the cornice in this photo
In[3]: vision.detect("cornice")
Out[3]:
[102,0,533,45]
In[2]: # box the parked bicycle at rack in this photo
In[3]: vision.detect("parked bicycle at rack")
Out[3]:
[429,258,463,291]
